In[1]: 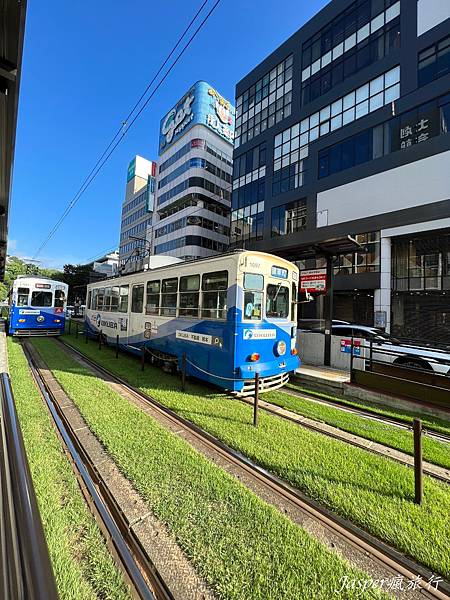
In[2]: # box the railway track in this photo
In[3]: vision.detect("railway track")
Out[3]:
[22,341,173,600]
[56,338,450,600]
[285,383,450,445]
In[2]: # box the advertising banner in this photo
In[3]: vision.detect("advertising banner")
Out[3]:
[159,81,235,155]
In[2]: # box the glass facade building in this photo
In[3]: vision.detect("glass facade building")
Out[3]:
[232,0,450,342]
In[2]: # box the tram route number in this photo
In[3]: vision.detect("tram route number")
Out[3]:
[176,330,223,347]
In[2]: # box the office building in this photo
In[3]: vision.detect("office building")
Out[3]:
[232,0,450,342]
[150,81,234,261]
[119,155,156,272]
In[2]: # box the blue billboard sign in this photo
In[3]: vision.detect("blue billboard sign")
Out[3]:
[159,81,235,155]
[126,157,136,182]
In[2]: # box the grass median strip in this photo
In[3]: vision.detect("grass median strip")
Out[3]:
[29,338,388,600]
[262,389,450,471]
[53,334,450,579]
[287,382,450,437]
[7,338,130,600]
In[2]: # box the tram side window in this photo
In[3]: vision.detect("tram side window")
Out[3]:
[179,275,200,317]
[87,291,92,310]
[243,273,263,321]
[91,289,98,310]
[161,278,178,316]
[119,285,129,313]
[146,281,160,315]
[96,288,105,310]
[111,287,119,312]
[104,287,112,311]
[131,285,144,313]
[201,271,228,319]
[17,287,29,306]
[54,289,66,308]
[266,284,289,318]
[31,291,53,307]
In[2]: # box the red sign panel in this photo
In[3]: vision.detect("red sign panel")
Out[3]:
[300,269,327,293]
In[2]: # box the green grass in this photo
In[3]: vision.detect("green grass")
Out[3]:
[7,338,130,600]
[29,338,388,600]
[287,381,450,436]
[46,333,450,581]
[261,389,450,470]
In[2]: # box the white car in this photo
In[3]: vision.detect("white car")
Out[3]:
[331,324,450,375]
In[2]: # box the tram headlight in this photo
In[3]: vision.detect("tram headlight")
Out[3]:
[18,319,25,323]
[276,341,286,356]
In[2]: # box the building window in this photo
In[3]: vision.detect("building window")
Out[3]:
[333,232,380,274]
[274,66,400,188]
[302,15,400,106]
[392,234,450,292]
[233,142,267,189]
[418,34,450,87]
[271,200,307,237]
[301,0,399,72]
[317,92,450,179]
[235,55,293,148]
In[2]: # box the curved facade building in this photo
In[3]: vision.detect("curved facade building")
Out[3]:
[151,81,234,261]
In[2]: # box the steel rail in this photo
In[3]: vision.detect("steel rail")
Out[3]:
[22,343,173,600]
[286,384,450,444]
[0,371,58,600]
[57,338,450,600]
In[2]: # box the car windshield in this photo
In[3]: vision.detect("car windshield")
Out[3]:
[371,329,401,344]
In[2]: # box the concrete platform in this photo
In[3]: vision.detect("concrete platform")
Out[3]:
[293,363,450,421]
[295,364,350,394]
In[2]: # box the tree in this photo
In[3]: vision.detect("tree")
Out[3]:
[0,256,65,302]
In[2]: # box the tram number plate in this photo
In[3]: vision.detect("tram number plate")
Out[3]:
[176,330,223,347]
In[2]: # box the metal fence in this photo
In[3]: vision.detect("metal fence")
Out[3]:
[0,372,58,599]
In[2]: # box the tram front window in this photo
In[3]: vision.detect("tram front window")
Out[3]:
[55,290,66,307]
[17,287,29,306]
[266,284,289,318]
[31,291,52,307]
[243,273,263,321]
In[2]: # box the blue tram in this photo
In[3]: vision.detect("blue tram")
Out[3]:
[7,276,68,336]
[85,251,300,394]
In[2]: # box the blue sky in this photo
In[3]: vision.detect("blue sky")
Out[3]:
[10,0,328,269]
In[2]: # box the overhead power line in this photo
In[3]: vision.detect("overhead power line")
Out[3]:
[32,0,221,260]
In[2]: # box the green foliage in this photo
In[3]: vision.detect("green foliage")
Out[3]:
[0,256,64,301]
[32,338,387,600]
[8,339,130,600]
[56,333,450,579]
[263,389,450,470]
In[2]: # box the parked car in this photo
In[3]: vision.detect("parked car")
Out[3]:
[331,324,450,375]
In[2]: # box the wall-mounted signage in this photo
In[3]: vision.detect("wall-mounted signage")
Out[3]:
[300,269,327,293]
[159,81,235,155]
[146,175,155,212]
[391,108,440,151]
[127,158,136,182]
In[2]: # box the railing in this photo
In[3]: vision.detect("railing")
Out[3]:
[347,340,450,408]
[0,372,58,599]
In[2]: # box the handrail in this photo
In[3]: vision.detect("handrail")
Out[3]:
[0,372,58,600]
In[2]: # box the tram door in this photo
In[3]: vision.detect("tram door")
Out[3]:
[129,283,145,345]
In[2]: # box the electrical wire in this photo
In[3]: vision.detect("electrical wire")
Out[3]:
[32,0,221,260]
